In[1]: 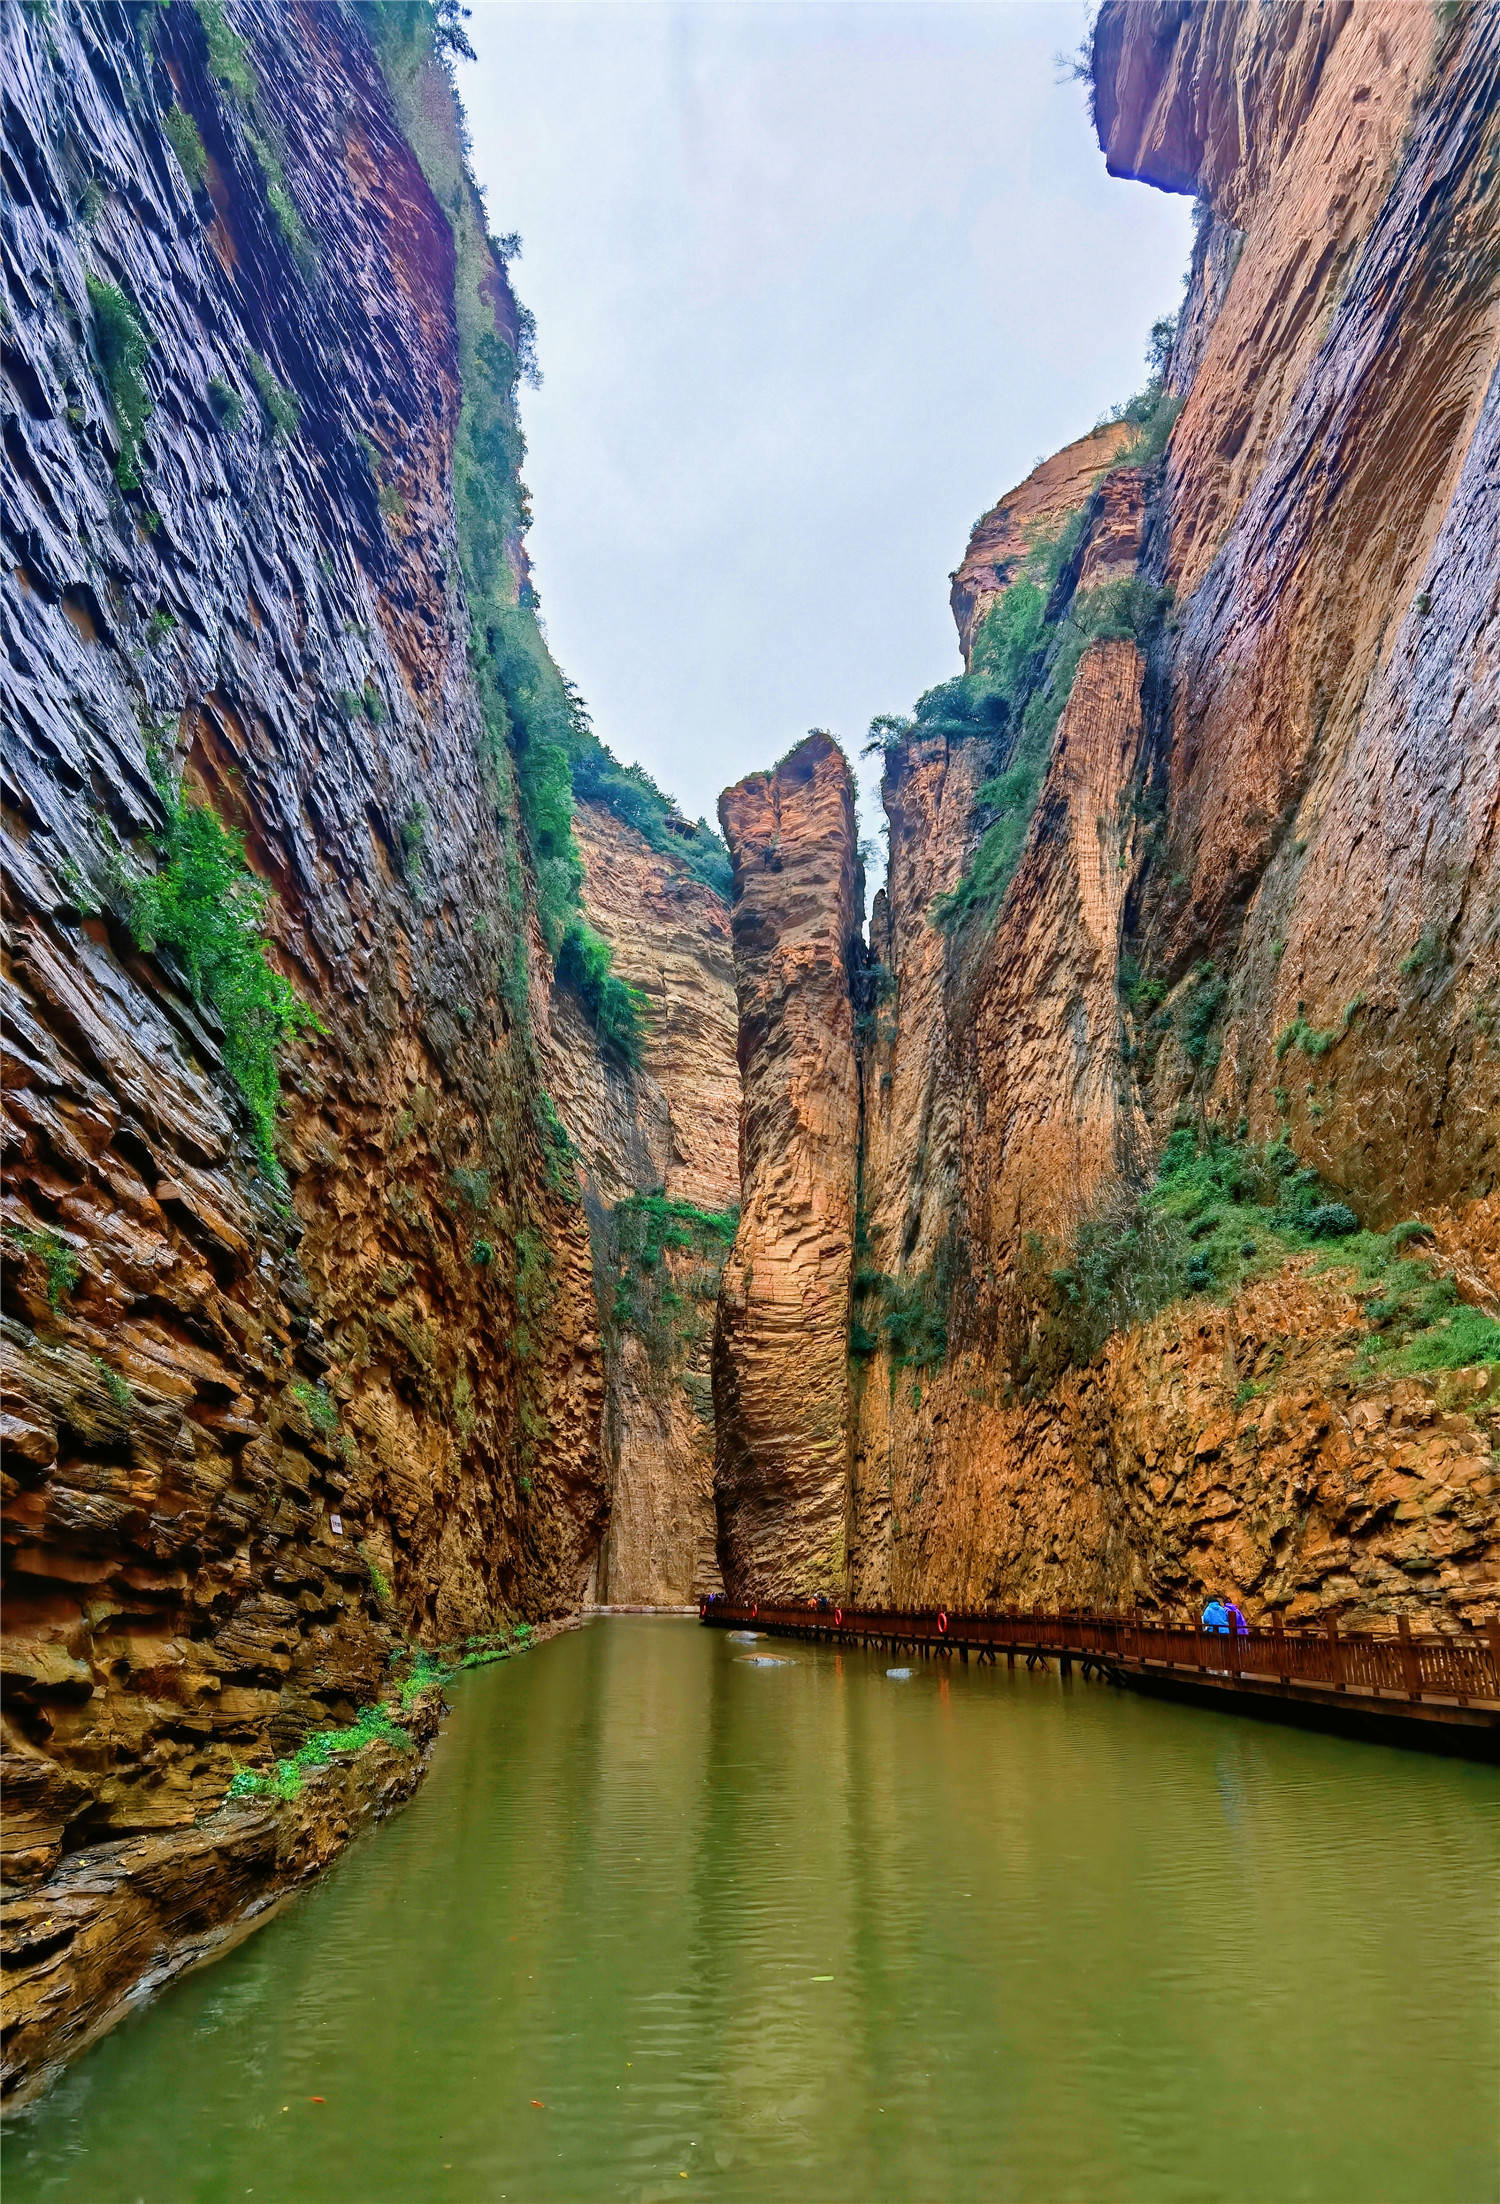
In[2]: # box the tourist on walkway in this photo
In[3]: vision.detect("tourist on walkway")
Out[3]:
[1223,1597,1248,1635]
[1201,1596,1228,1633]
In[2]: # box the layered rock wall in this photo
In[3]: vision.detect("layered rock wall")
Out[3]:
[545,798,739,1605]
[1,0,607,2097]
[731,0,1500,1628]
[713,735,861,1597]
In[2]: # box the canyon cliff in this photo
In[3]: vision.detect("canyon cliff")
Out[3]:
[0,0,660,2101]
[712,0,1500,1624]
[546,796,739,1607]
[713,735,862,1597]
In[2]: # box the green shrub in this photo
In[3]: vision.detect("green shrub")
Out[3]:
[555,920,648,1069]
[130,771,322,1174]
[92,1354,133,1407]
[932,565,1170,933]
[226,1703,412,1802]
[207,376,245,432]
[85,277,152,492]
[399,800,427,881]
[163,104,208,187]
[1180,961,1228,1067]
[290,1378,339,1434]
[606,1191,737,1363]
[1036,1126,1498,1386]
[534,1091,580,1199]
[246,351,300,438]
[194,0,255,99]
[10,1227,81,1312]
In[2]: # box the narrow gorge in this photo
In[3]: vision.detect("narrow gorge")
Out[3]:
[2,0,1497,2132]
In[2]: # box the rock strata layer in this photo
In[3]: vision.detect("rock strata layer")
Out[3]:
[726,0,1500,1629]
[1,0,608,2095]
[546,798,739,1606]
[713,735,861,1597]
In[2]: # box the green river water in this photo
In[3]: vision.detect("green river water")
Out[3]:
[4,1616,1496,2203]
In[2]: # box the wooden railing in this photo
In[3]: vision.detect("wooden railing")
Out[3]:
[699,1598,1500,1709]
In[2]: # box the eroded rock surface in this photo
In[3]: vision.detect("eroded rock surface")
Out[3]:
[546,798,739,1606]
[714,735,861,1597]
[733,1,1500,1627]
[2,0,607,2094]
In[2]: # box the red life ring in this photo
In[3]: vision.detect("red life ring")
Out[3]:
[699,1597,707,1618]
[937,1611,949,1634]
[834,1607,843,1627]
[750,1602,758,1619]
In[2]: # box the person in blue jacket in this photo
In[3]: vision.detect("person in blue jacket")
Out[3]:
[1201,1597,1229,1633]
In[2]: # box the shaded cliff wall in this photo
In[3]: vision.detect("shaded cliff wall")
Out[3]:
[713,735,861,1597]
[736,0,1500,1626]
[1,0,608,2095]
[545,798,739,1604]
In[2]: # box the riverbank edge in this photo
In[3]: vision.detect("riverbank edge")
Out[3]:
[0,1614,583,2114]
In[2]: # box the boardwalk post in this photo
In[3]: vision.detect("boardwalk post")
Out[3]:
[1273,1614,1289,1685]
[1325,1614,1346,1692]
[1397,1612,1422,1702]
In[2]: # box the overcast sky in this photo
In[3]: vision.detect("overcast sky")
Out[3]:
[456,2,1193,856]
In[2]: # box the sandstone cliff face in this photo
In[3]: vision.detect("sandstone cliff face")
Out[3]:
[713,735,861,1597]
[1,0,607,2097]
[545,798,739,1605]
[747,2,1500,1627]
[1097,0,1500,1223]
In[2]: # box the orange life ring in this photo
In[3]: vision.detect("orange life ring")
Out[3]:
[699,1597,707,1618]
[834,1607,843,1627]
[937,1610,949,1634]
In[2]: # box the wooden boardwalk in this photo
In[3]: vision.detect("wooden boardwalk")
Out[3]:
[700,1598,1500,1758]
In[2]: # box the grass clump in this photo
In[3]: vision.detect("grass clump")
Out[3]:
[1180,960,1228,1068]
[227,1703,412,1802]
[85,277,152,492]
[9,1227,81,1312]
[290,1378,339,1435]
[194,0,256,99]
[246,352,299,439]
[162,104,208,187]
[555,921,649,1069]
[130,768,322,1176]
[399,800,427,882]
[534,1091,581,1200]
[207,375,245,432]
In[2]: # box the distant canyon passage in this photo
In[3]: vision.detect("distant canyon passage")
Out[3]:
[2,0,1499,2112]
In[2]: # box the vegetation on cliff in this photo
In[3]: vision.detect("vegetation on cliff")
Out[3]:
[604,1193,738,1375]
[867,507,1169,936]
[130,764,322,1176]
[1034,1129,1500,1389]
[359,0,707,1069]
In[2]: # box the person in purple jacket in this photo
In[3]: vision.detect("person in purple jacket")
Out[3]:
[1223,1597,1249,1635]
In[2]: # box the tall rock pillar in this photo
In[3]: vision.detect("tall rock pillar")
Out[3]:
[713,734,861,1597]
